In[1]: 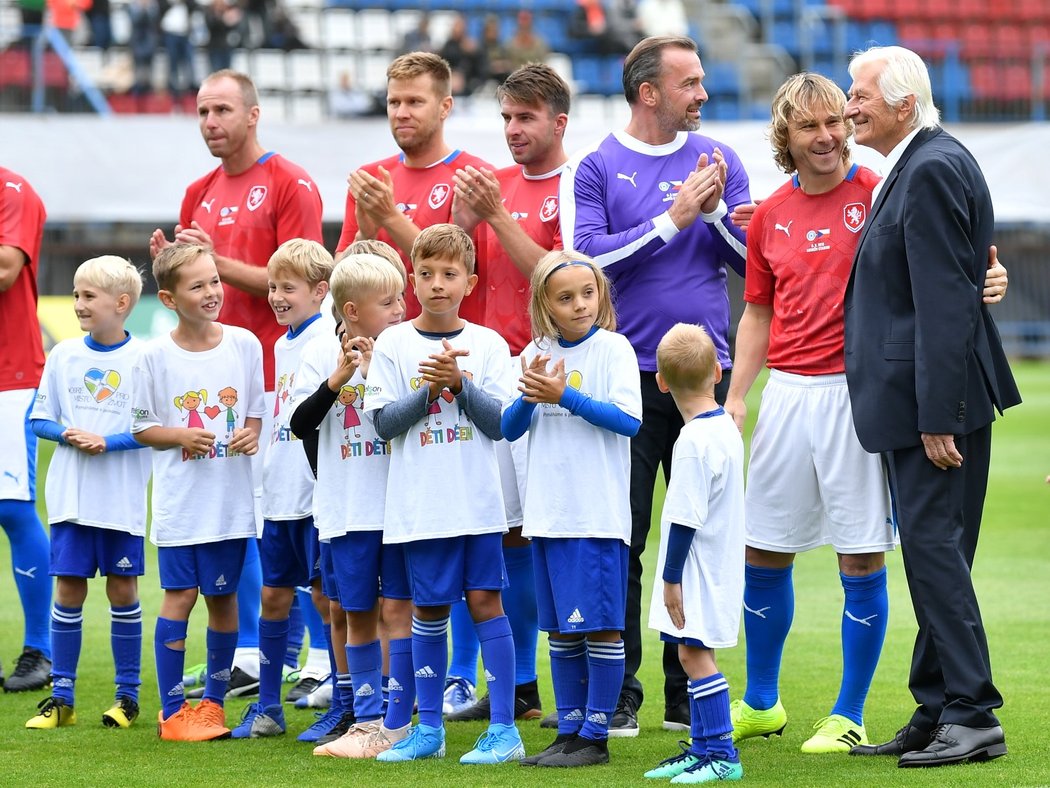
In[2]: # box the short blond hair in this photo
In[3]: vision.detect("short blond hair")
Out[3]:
[387,51,451,97]
[267,238,334,286]
[411,224,475,274]
[344,239,407,286]
[330,254,406,317]
[74,255,145,309]
[656,323,718,393]
[529,250,616,343]
[152,243,211,292]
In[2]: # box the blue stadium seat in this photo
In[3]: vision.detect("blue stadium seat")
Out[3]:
[702,61,741,97]
[771,19,801,56]
[572,55,622,95]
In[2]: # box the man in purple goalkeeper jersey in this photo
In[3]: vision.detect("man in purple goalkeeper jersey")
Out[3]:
[559,35,750,736]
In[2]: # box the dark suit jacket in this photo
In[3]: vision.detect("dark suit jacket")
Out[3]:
[844,127,1021,454]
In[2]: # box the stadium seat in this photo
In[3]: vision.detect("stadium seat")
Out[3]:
[288,50,325,93]
[251,49,289,94]
[771,20,800,56]
[702,61,742,98]
[290,92,326,123]
[359,9,396,52]
[323,8,358,52]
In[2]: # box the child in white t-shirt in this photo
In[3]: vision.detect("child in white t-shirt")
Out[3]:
[132,243,265,742]
[366,224,522,765]
[644,323,745,784]
[26,255,152,731]
[501,250,642,768]
[231,238,334,739]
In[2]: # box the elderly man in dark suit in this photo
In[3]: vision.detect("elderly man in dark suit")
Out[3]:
[842,45,1021,768]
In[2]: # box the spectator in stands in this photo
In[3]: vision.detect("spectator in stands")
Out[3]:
[87,0,113,50]
[480,15,513,86]
[636,0,688,38]
[159,0,198,98]
[570,0,642,57]
[47,0,91,44]
[329,70,377,118]
[439,13,485,96]
[505,11,550,71]
[128,0,158,96]
[401,13,434,55]
[18,0,46,45]
[266,1,308,51]
[204,0,242,73]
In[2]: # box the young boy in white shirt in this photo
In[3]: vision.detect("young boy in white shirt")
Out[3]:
[292,250,418,759]
[232,239,334,739]
[645,323,745,784]
[132,243,265,742]
[26,255,152,731]
[366,224,523,764]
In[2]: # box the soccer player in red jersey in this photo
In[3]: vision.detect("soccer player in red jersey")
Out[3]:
[336,52,491,321]
[149,70,324,391]
[0,166,53,693]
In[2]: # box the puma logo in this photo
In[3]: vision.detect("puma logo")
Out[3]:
[845,610,879,627]
[201,198,215,213]
[617,171,638,188]
[743,602,771,619]
[298,179,313,192]
[775,220,793,237]
[5,181,22,192]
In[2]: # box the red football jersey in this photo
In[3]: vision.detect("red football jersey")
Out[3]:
[476,165,563,355]
[745,164,880,375]
[180,153,323,389]
[0,167,46,392]
[336,149,491,321]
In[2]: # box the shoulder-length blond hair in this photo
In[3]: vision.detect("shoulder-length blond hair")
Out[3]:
[529,250,616,344]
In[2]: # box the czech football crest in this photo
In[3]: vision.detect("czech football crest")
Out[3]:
[428,183,451,209]
[843,202,866,233]
[540,196,559,223]
[247,185,268,212]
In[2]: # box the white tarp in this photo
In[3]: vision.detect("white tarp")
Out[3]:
[2,114,1047,224]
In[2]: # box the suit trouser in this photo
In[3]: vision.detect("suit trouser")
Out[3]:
[884,422,1003,730]
[622,370,730,709]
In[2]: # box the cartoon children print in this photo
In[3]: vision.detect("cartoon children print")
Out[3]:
[410,376,453,427]
[174,389,207,429]
[218,387,239,439]
[338,384,366,439]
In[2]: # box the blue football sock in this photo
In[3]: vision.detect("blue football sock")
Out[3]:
[347,640,383,722]
[301,588,326,655]
[154,617,188,719]
[448,600,478,684]
[0,499,52,656]
[323,622,337,677]
[412,615,449,729]
[502,545,538,686]
[235,538,261,652]
[694,672,738,761]
[832,568,889,725]
[742,563,794,711]
[258,616,289,708]
[111,603,142,703]
[385,636,414,730]
[286,594,305,669]
[579,639,624,741]
[549,636,587,735]
[687,677,707,758]
[203,628,238,704]
[335,671,353,716]
[475,615,515,725]
[50,604,82,705]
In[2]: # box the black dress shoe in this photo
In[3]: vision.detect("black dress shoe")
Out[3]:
[898,723,1007,767]
[851,723,931,756]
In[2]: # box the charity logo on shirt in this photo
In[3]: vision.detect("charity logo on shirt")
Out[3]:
[409,375,476,447]
[541,368,584,413]
[54,367,132,417]
[335,384,390,460]
[173,386,246,460]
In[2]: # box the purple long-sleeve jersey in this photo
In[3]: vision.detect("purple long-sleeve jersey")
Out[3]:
[560,130,750,371]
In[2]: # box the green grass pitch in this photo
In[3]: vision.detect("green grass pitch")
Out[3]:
[0,363,1047,787]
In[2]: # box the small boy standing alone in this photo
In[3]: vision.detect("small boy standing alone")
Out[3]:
[25,256,152,730]
[645,323,745,784]
[132,243,265,741]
